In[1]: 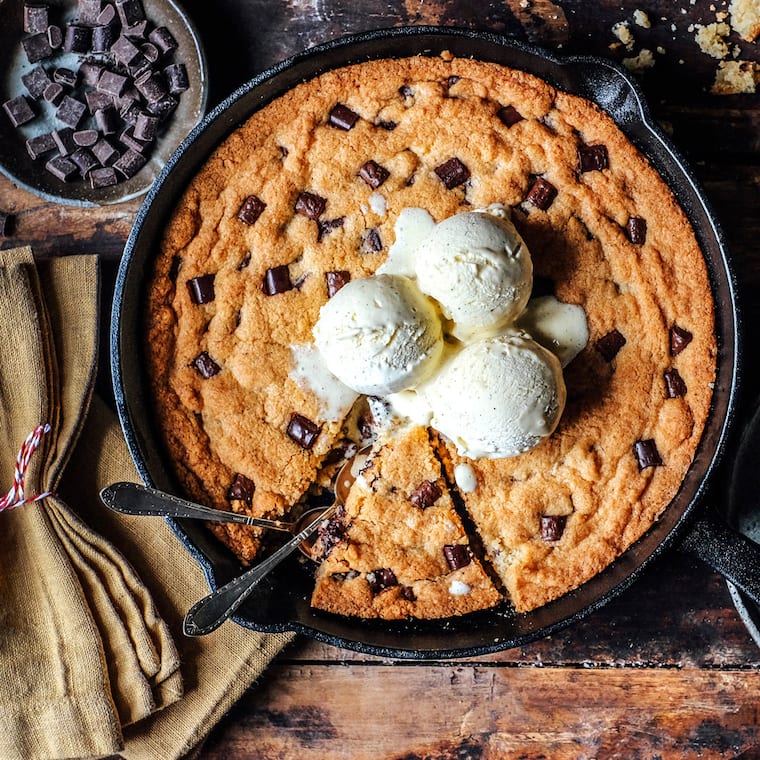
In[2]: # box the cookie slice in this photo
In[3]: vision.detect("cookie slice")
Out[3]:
[310,426,502,619]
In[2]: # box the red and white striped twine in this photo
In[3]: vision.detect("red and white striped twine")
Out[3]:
[0,424,53,512]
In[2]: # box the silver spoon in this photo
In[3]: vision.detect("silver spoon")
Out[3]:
[182,446,368,636]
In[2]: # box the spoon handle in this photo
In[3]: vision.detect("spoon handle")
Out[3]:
[183,504,336,636]
[99,481,297,531]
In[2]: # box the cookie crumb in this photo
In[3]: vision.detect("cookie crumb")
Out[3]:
[711,59,759,94]
[694,22,731,59]
[612,20,636,51]
[633,9,651,28]
[623,48,656,71]
[729,0,760,41]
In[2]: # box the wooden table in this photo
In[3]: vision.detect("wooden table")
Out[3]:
[3,1,760,756]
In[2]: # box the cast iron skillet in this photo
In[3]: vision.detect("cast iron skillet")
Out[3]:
[113,27,750,658]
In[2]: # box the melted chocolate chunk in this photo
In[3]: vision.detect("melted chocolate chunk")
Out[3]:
[443,544,471,571]
[634,439,662,470]
[237,253,251,271]
[400,586,416,601]
[317,216,344,242]
[410,480,442,510]
[187,274,215,304]
[316,515,348,559]
[664,368,688,398]
[325,270,350,298]
[295,191,326,220]
[228,473,255,504]
[359,159,390,189]
[540,515,567,542]
[376,120,397,131]
[192,351,220,379]
[287,413,321,450]
[262,265,292,296]
[595,329,626,362]
[578,143,609,173]
[525,177,557,210]
[670,325,693,356]
[328,103,359,130]
[362,227,383,253]
[238,195,266,225]
[168,255,182,282]
[332,570,360,582]
[366,568,398,595]
[398,84,413,99]
[434,157,470,189]
[497,104,524,127]
[627,216,647,245]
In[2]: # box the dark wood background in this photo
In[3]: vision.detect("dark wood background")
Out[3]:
[3,0,760,756]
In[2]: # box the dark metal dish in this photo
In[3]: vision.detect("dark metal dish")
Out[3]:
[0,0,208,206]
[112,27,750,658]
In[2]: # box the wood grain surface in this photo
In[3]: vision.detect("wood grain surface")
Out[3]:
[2,0,760,757]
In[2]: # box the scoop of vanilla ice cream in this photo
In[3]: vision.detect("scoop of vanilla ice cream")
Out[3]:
[313,274,444,396]
[414,210,532,339]
[424,330,566,459]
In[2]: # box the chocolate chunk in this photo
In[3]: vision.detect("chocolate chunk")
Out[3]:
[97,69,128,97]
[540,515,567,542]
[85,91,112,117]
[95,106,119,134]
[78,0,103,24]
[228,473,255,504]
[0,212,14,237]
[238,195,266,225]
[328,103,360,130]
[53,68,79,88]
[237,253,251,271]
[595,328,626,362]
[410,480,442,510]
[145,94,177,121]
[124,20,149,40]
[55,95,86,128]
[286,413,320,450]
[670,325,693,356]
[112,148,146,178]
[187,274,215,304]
[400,585,416,601]
[133,111,158,141]
[119,125,150,153]
[92,138,119,166]
[46,24,62,49]
[434,157,470,189]
[24,3,49,33]
[89,166,118,189]
[578,143,609,173]
[163,63,188,94]
[443,544,471,571]
[21,66,51,99]
[399,84,413,99]
[134,70,167,103]
[359,159,390,189]
[525,177,557,210]
[73,129,98,147]
[3,96,35,127]
[168,255,182,282]
[148,25,177,54]
[140,42,159,63]
[325,270,350,298]
[376,120,397,131]
[111,34,141,65]
[192,351,220,379]
[626,216,647,245]
[80,62,105,87]
[497,104,524,127]
[362,228,383,253]
[45,155,78,181]
[119,99,143,125]
[70,147,99,177]
[634,439,662,470]
[295,191,326,220]
[26,132,57,160]
[446,75,461,88]
[63,24,91,53]
[366,568,398,595]
[262,265,292,296]
[52,128,76,156]
[317,216,344,242]
[115,0,146,27]
[91,24,114,52]
[43,82,65,106]
[664,368,687,398]
[22,32,53,62]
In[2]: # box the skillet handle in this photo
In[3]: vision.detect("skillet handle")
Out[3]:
[679,514,760,607]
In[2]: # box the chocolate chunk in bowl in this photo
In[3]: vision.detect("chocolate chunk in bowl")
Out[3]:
[0,0,207,205]
[112,28,740,658]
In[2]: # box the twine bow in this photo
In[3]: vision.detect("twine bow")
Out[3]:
[0,425,53,512]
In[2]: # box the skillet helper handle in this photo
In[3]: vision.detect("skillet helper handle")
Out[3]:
[679,514,760,607]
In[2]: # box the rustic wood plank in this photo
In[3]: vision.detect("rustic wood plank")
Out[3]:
[199,664,760,759]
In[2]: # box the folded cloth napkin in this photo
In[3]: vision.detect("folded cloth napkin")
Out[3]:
[0,246,294,760]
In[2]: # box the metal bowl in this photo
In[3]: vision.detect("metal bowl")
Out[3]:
[112,27,743,658]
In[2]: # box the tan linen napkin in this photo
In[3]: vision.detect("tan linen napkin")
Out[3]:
[0,246,294,759]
